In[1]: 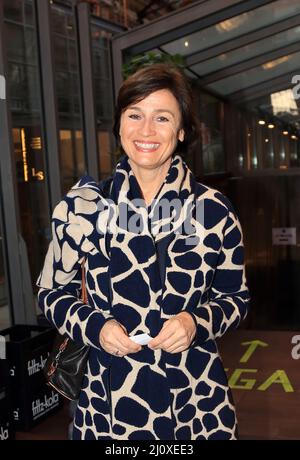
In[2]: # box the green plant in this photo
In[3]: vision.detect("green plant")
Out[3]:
[122,52,186,79]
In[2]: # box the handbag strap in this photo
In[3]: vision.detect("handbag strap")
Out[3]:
[81,259,88,304]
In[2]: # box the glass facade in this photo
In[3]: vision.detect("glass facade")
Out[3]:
[223,105,300,172]
[205,49,300,96]
[51,2,86,194]
[1,0,300,331]
[1,0,122,323]
[91,24,115,176]
[161,0,300,57]
[191,25,300,77]
[196,91,225,174]
[0,205,10,329]
[3,0,51,293]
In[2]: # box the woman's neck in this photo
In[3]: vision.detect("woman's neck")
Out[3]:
[128,158,171,205]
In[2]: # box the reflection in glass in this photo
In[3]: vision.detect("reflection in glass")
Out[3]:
[59,130,85,192]
[3,0,23,23]
[198,92,225,174]
[4,0,51,292]
[0,214,10,329]
[51,3,86,194]
[245,89,300,142]
[97,131,112,178]
[161,0,300,57]
[191,25,300,77]
[91,25,115,176]
[205,49,300,95]
[289,135,300,167]
[263,129,275,169]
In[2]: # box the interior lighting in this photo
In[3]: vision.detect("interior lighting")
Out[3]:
[252,156,258,167]
[216,15,247,33]
[262,56,289,70]
[268,124,275,129]
[282,131,289,135]
[258,120,266,125]
[21,128,29,182]
[271,89,298,115]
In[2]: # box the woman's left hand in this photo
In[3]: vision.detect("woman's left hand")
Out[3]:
[148,312,197,353]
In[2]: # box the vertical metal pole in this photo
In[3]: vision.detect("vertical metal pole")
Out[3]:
[0,2,36,324]
[35,0,62,209]
[76,2,100,181]
[111,38,124,98]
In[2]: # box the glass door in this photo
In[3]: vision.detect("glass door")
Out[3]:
[0,205,11,330]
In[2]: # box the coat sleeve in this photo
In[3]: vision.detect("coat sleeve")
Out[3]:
[191,197,250,345]
[36,193,114,350]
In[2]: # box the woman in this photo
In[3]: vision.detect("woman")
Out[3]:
[37,64,250,440]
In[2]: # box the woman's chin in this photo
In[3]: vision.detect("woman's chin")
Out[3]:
[130,157,161,169]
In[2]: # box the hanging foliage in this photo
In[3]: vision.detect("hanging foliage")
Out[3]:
[122,52,186,79]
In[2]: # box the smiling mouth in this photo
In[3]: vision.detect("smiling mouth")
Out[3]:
[134,141,160,151]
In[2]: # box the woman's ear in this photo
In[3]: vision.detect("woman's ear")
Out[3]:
[178,129,185,142]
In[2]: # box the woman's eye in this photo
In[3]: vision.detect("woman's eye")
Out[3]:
[157,116,169,122]
[128,114,141,120]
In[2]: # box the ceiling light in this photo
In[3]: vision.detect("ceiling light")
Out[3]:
[271,89,298,115]
[216,16,247,33]
[268,124,275,129]
[258,120,265,125]
[184,41,189,47]
[282,131,289,135]
[262,56,290,70]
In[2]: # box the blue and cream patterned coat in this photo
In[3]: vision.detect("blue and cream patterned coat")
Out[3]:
[37,154,250,440]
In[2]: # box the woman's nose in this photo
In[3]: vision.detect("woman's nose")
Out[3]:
[138,118,156,136]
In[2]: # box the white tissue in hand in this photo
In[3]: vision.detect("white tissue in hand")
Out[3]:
[129,333,152,345]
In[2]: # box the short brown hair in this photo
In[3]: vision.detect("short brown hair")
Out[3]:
[113,63,199,156]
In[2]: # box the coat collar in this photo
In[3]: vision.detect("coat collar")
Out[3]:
[70,175,101,192]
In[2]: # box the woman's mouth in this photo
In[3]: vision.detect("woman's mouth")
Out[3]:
[133,141,160,152]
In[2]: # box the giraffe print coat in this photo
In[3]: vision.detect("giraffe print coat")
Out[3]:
[37,154,250,440]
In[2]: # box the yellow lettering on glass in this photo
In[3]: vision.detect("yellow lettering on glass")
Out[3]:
[228,368,257,390]
[257,370,294,393]
[32,168,44,181]
[240,340,268,363]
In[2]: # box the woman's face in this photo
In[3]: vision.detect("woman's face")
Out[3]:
[119,89,184,171]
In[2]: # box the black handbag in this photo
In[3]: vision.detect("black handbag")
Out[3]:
[43,260,90,401]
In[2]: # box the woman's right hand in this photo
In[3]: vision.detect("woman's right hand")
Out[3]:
[99,319,142,357]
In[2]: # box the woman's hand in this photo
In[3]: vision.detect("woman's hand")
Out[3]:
[99,319,142,357]
[148,312,196,353]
